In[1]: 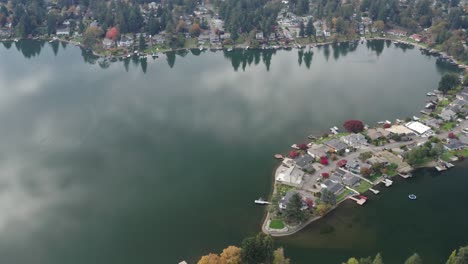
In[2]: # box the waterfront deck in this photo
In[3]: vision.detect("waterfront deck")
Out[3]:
[349,196,367,205]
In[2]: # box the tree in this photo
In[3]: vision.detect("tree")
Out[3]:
[273,248,291,264]
[285,193,307,223]
[289,150,299,158]
[345,258,360,264]
[190,23,201,37]
[456,246,468,264]
[448,132,457,139]
[298,143,308,150]
[404,253,423,264]
[438,73,461,95]
[360,167,371,178]
[305,19,316,41]
[373,253,384,264]
[299,21,305,37]
[320,157,329,165]
[47,13,57,36]
[83,26,103,49]
[241,233,274,264]
[343,120,365,133]
[198,253,220,264]
[373,20,385,33]
[446,250,457,264]
[139,34,146,51]
[106,27,120,42]
[316,203,331,216]
[220,246,241,264]
[321,188,336,205]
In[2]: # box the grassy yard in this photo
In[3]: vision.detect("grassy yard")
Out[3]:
[439,99,450,107]
[336,189,353,202]
[355,181,372,194]
[183,38,198,49]
[269,219,285,229]
[442,149,468,161]
[276,184,295,196]
[441,121,457,131]
[369,172,382,182]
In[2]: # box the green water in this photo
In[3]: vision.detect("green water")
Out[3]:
[0,39,464,264]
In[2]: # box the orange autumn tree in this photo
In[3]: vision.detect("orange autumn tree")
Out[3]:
[197,246,241,264]
[190,23,201,37]
[106,27,120,42]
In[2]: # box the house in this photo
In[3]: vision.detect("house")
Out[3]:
[367,128,391,140]
[340,133,367,148]
[459,135,468,145]
[293,154,314,168]
[324,139,348,152]
[409,34,424,42]
[307,144,329,159]
[102,38,113,49]
[386,29,407,37]
[385,125,414,135]
[423,118,443,129]
[152,34,165,44]
[320,179,344,195]
[457,87,468,100]
[367,156,388,166]
[118,35,134,47]
[56,27,70,36]
[279,191,308,210]
[405,121,432,136]
[255,32,264,41]
[444,139,466,151]
[440,108,457,121]
[342,172,361,187]
[276,166,304,186]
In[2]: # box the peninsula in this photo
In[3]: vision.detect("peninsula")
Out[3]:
[262,79,468,237]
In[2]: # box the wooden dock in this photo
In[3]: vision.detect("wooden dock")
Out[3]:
[383,179,393,187]
[369,188,380,194]
[399,172,412,179]
[349,196,367,205]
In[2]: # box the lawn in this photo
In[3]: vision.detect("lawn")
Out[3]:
[441,122,457,131]
[355,181,372,194]
[438,99,450,107]
[276,184,295,196]
[269,219,285,229]
[442,149,468,161]
[183,38,198,49]
[336,189,353,202]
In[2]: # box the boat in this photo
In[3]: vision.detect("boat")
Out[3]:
[126,54,131,58]
[274,154,284,159]
[254,198,270,205]
[426,92,436,96]
[408,194,417,200]
[152,52,158,58]
[14,38,19,42]
[227,47,233,52]
[413,116,420,121]
[393,41,398,44]
[378,121,385,124]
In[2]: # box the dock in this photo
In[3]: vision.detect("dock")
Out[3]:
[274,154,284,159]
[383,179,393,187]
[369,188,380,194]
[399,172,412,179]
[435,165,447,171]
[349,196,367,205]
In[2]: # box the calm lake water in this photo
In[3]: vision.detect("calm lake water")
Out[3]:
[0,39,465,264]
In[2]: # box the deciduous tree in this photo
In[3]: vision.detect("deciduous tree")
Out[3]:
[198,253,221,264]
[273,248,291,264]
[343,120,365,133]
[438,73,461,95]
[404,253,422,264]
[220,246,241,264]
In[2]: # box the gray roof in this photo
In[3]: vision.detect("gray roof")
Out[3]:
[322,180,344,194]
[325,138,348,151]
[294,154,314,168]
[440,108,457,121]
[444,139,465,150]
[342,173,361,186]
[460,135,468,145]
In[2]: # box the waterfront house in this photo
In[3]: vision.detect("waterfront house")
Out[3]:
[307,144,329,159]
[324,139,348,153]
[276,166,304,186]
[405,121,432,136]
[256,32,264,41]
[367,128,391,140]
[56,27,70,36]
[444,139,466,151]
[385,125,414,135]
[279,191,308,210]
[320,180,344,195]
[342,172,361,187]
[440,108,457,121]
[118,35,134,47]
[340,133,367,149]
[386,29,407,37]
[294,155,315,167]
[410,34,424,42]
[102,38,113,49]
[423,118,443,129]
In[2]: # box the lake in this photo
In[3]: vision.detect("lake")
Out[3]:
[0,39,464,264]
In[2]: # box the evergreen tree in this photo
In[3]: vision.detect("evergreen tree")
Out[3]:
[305,19,316,40]
[240,233,274,264]
[285,193,307,223]
[299,21,305,37]
[139,34,146,50]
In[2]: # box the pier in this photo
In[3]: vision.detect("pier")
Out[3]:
[349,196,367,205]
[369,188,380,194]
[399,172,412,179]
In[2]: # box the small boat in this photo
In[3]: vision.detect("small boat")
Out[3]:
[385,120,391,124]
[274,154,284,159]
[378,121,385,124]
[14,38,19,42]
[426,92,436,96]
[152,52,158,58]
[333,126,339,131]
[413,116,420,121]
[227,47,233,52]
[254,198,270,205]
[245,46,249,50]
[393,41,398,44]
[408,194,417,200]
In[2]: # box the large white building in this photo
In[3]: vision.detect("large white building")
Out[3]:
[405,121,432,136]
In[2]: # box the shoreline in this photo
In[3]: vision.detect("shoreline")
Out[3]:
[1,36,466,72]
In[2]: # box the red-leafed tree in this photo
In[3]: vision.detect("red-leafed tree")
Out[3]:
[448,132,457,139]
[305,198,314,208]
[321,172,329,178]
[298,143,308,150]
[106,27,120,42]
[383,123,391,129]
[289,150,299,158]
[320,157,329,165]
[343,120,365,133]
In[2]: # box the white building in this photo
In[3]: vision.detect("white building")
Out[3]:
[276,166,304,186]
[405,121,432,136]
